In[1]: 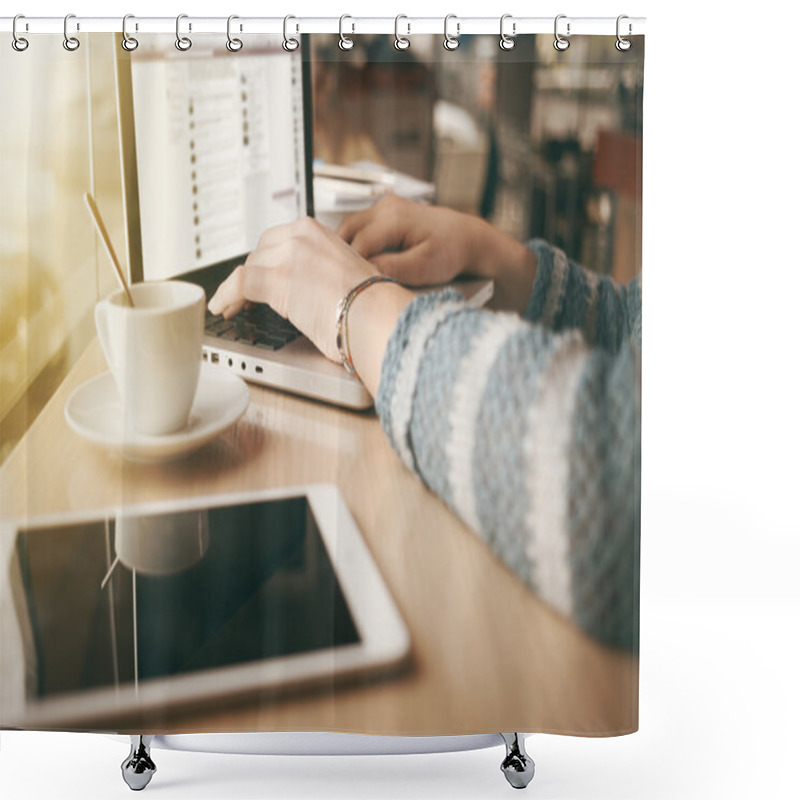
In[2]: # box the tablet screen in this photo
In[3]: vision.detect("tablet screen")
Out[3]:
[15,496,360,700]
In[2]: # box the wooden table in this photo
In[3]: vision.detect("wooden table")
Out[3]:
[0,340,637,736]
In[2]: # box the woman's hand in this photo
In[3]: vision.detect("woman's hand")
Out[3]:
[338,194,537,314]
[208,217,378,363]
[207,216,414,396]
[337,194,479,286]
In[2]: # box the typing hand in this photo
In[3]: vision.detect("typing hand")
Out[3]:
[207,217,379,363]
[338,195,537,314]
[337,194,477,286]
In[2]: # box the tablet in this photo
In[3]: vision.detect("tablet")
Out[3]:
[2,485,410,729]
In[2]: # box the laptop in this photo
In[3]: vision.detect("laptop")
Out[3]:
[115,34,490,410]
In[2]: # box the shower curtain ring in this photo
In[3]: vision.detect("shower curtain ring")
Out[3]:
[121,14,139,51]
[12,14,29,51]
[394,15,410,50]
[339,15,355,50]
[615,15,632,51]
[443,14,460,51]
[283,15,299,51]
[63,13,80,51]
[175,14,192,51]
[226,15,243,52]
[499,14,516,50]
[553,14,570,51]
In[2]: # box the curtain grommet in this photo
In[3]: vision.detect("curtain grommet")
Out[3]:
[63,13,80,51]
[443,14,460,51]
[499,14,516,51]
[554,14,570,51]
[339,14,355,50]
[394,15,410,51]
[615,15,632,51]
[175,14,192,51]
[226,15,243,52]
[12,14,29,51]
[121,14,139,51]
[283,15,299,52]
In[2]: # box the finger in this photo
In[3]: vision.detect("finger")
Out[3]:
[337,194,407,247]
[208,265,245,315]
[349,217,409,260]
[336,206,376,243]
[371,244,432,285]
[220,298,248,319]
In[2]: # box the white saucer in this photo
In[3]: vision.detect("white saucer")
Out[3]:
[65,364,250,462]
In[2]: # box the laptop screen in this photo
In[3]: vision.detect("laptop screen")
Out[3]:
[123,35,309,282]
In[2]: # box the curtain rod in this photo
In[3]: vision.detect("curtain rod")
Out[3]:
[0,16,646,37]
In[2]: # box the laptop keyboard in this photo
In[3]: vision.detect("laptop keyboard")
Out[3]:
[205,305,301,351]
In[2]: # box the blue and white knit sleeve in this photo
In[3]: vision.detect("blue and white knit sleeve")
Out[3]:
[375,242,641,650]
[526,239,642,352]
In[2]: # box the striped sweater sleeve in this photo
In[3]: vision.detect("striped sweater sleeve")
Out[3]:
[375,245,641,650]
[525,239,642,352]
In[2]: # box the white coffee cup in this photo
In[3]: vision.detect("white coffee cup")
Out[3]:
[95,281,206,436]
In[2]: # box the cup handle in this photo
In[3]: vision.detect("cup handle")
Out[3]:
[94,300,114,370]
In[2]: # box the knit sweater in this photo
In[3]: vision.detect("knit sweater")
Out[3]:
[375,240,641,650]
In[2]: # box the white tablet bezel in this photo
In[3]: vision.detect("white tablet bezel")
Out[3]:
[1,484,410,730]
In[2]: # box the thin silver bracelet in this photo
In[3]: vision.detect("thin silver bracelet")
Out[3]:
[335,276,399,382]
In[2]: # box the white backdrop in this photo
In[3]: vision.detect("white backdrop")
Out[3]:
[2,2,799,799]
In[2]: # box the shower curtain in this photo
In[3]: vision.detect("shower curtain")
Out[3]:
[0,21,643,744]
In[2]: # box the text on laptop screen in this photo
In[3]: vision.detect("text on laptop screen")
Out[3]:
[129,36,307,281]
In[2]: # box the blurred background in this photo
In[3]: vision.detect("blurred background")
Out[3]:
[0,33,643,463]
[311,34,643,281]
